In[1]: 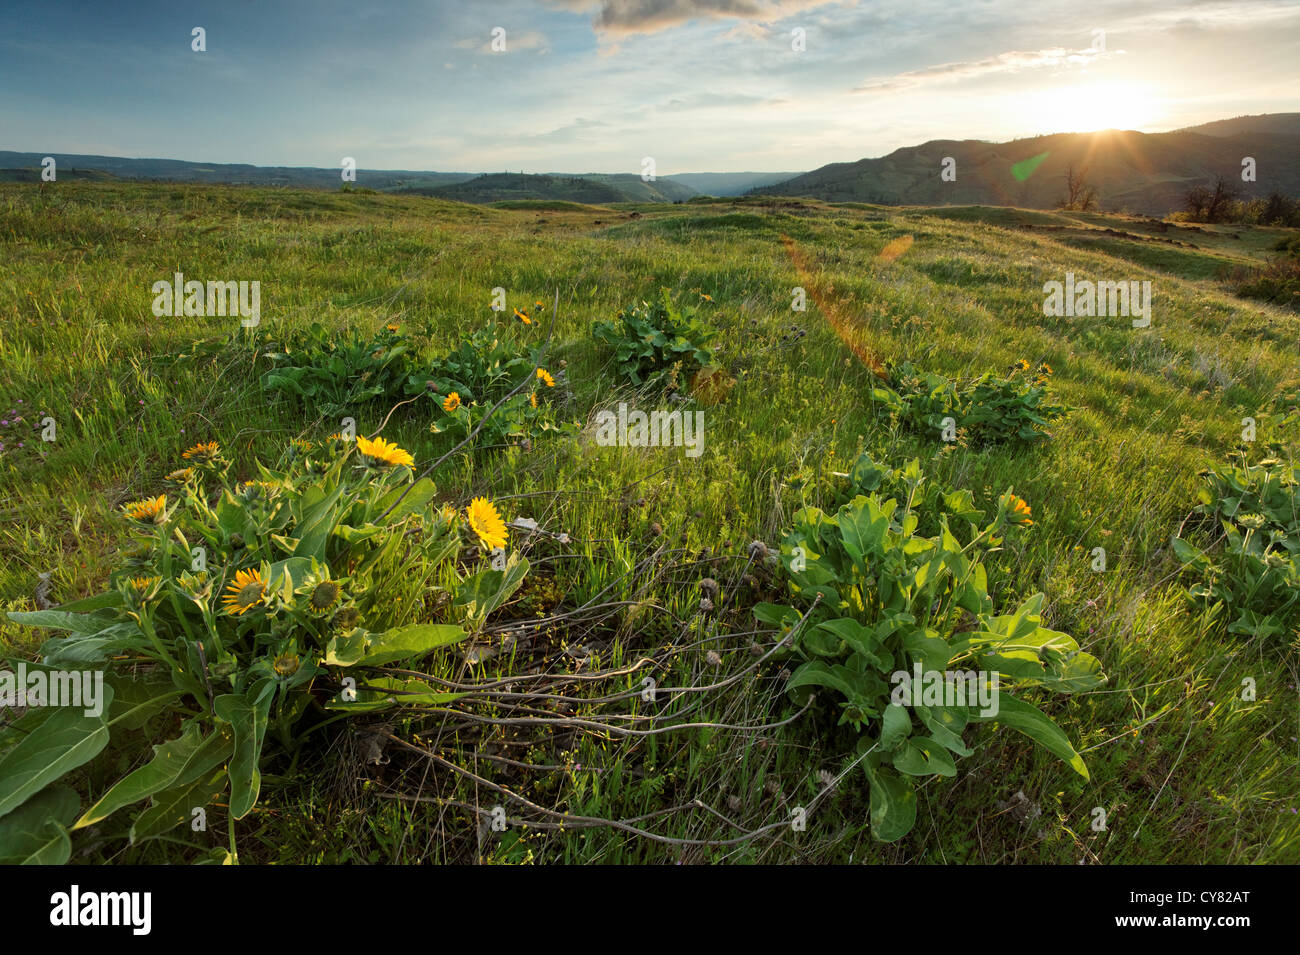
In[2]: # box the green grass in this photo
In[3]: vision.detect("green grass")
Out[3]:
[2,182,1298,864]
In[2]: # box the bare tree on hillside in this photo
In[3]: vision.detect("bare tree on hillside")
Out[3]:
[1060,165,1098,211]
[1186,174,1241,223]
[1184,184,1214,221]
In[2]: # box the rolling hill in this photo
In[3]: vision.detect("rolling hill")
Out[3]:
[0,151,478,191]
[397,172,697,204]
[753,117,1300,214]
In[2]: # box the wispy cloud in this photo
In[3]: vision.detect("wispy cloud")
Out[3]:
[855,45,1119,93]
[545,0,850,36]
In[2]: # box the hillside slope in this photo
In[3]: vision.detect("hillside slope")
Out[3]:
[403,171,696,204]
[755,127,1300,214]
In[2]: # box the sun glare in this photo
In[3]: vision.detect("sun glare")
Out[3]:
[1035,83,1159,134]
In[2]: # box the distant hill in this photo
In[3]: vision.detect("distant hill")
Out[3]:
[667,171,805,196]
[0,151,477,190]
[1177,113,1300,138]
[0,151,702,203]
[754,119,1300,214]
[402,172,697,204]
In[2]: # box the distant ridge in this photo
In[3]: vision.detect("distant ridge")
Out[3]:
[752,115,1300,214]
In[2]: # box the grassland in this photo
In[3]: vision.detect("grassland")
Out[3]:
[1,182,1297,864]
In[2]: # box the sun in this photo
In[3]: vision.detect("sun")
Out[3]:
[1036,83,1159,134]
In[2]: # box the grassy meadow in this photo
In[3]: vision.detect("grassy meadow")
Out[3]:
[1,181,1297,864]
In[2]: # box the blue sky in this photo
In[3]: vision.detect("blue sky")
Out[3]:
[2,0,1297,173]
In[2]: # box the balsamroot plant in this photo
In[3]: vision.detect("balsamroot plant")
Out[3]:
[871,360,1066,446]
[592,288,716,389]
[1173,453,1300,641]
[1,435,526,861]
[756,455,1103,841]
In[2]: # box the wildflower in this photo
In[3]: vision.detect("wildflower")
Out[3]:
[356,435,415,468]
[1040,363,1053,376]
[514,307,532,325]
[699,293,713,302]
[386,323,400,332]
[1003,493,1033,526]
[124,495,167,524]
[529,393,538,409]
[272,653,301,677]
[182,440,219,463]
[534,300,545,309]
[164,467,194,484]
[239,480,280,501]
[1015,359,1031,372]
[176,570,212,602]
[466,497,508,551]
[443,392,462,413]
[536,368,555,388]
[332,606,361,631]
[309,580,342,612]
[127,575,161,597]
[222,568,267,616]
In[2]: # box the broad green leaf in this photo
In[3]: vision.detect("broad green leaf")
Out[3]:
[915,704,974,756]
[454,555,529,626]
[375,477,438,523]
[879,704,912,751]
[105,675,185,730]
[0,684,113,819]
[50,591,124,613]
[214,687,273,820]
[325,676,464,712]
[892,736,957,777]
[129,768,227,844]
[292,477,350,558]
[862,759,917,842]
[352,623,468,667]
[978,692,1089,780]
[323,628,370,667]
[0,785,79,865]
[753,602,800,628]
[266,557,313,592]
[38,624,149,665]
[902,627,951,671]
[75,723,232,829]
[6,610,116,633]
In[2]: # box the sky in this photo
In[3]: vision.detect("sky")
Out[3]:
[1,0,1298,174]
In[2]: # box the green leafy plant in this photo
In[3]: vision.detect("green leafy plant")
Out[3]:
[418,327,575,449]
[1,435,527,862]
[841,453,985,541]
[1173,453,1300,641]
[260,322,416,419]
[757,458,1103,842]
[871,360,1066,446]
[592,288,716,388]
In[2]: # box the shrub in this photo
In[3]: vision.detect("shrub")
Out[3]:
[420,327,576,448]
[871,360,1066,446]
[0,436,527,862]
[756,468,1103,842]
[592,289,716,388]
[1173,454,1300,641]
[260,322,416,419]
[1224,255,1300,311]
